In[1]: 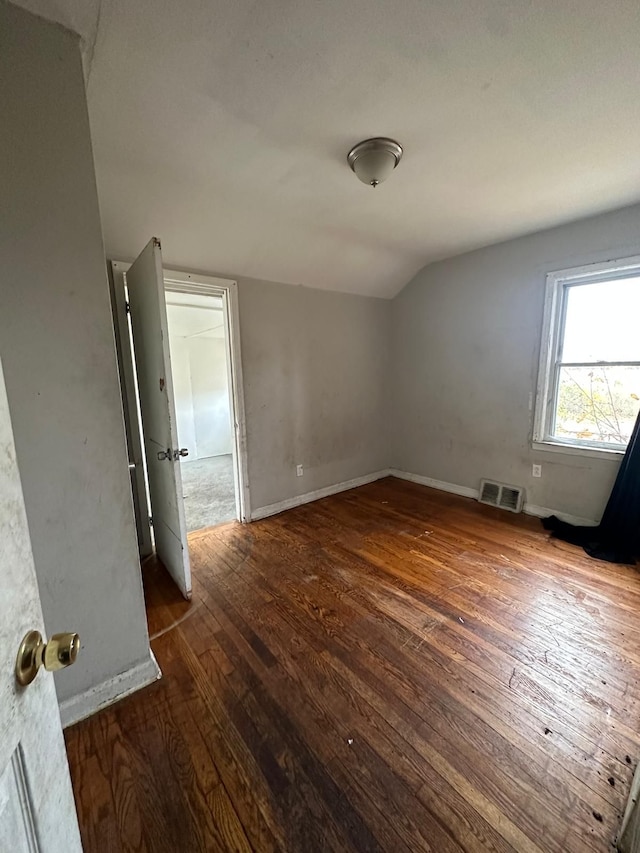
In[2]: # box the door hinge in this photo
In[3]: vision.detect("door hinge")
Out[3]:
[148,516,153,526]
[125,300,131,314]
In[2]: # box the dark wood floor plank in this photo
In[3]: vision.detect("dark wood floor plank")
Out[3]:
[194,577,385,853]
[206,784,253,853]
[65,478,640,851]
[171,636,288,852]
[205,579,460,853]
[204,523,618,849]
[267,500,638,783]
[216,524,620,836]
[236,549,574,848]
[73,754,126,853]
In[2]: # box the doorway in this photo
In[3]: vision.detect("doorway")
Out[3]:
[109,258,250,572]
[162,270,249,532]
[165,290,236,532]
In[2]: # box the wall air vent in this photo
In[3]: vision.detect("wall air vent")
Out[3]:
[478,479,524,513]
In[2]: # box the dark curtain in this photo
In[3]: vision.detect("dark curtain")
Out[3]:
[542,408,640,564]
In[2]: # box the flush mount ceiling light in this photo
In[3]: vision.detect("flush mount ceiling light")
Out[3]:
[347,137,403,188]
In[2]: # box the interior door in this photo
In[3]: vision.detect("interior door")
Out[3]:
[108,260,153,559]
[126,238,192,599]
[0,359,82,852]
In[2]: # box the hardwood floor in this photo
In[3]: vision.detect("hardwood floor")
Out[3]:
[65,477,640,852]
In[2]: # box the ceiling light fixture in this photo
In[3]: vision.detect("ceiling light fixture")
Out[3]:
[347,137,403,188]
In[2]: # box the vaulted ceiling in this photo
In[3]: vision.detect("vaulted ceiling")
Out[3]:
[12,0,640,297]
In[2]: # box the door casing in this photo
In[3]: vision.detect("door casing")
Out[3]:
[109,261,251,551]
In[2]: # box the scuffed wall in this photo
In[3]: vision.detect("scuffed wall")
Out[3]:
[391,203,640,521]
[0,3,151,706]
[237,278,391,511]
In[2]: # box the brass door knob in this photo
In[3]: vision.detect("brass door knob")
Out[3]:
[15,630,80,686]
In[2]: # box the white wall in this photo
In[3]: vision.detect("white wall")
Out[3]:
[169,335,198,458]
[0,3,152,714]
[188,337,232,458]
[168,314,232,460]
[391,202,640,522]
[237,277,391,511]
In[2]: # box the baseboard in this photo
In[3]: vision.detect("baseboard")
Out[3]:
[389,469,599,526]
[522,503,598,526]
[59,650,162,728]
[389,468,479,500]
[250,466,599,527]
[251,469,391,521]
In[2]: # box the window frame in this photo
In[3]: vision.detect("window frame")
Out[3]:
[533,255,640,458]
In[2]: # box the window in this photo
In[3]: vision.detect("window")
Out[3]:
[534,258,640,454]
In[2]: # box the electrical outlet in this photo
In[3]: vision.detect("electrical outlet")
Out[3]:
[532,464,542,478]
[296,464,304,477]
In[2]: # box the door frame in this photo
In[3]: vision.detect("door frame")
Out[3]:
[163,268,251,524]
[110,261,251,539]
[108,261,153,557]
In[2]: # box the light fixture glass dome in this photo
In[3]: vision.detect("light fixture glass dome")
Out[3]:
[347,138,403,187]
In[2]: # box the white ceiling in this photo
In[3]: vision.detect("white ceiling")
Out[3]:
[166,296,225,339]
[166,291,223,311]
[12,0,640,297]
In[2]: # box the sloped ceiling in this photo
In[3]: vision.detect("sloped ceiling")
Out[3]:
[10,0,640,297]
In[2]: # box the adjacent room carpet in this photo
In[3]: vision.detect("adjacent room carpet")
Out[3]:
[180,453,236,532]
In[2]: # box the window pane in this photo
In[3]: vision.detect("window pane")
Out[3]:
[561,277,640,363]
[553,365,640,446]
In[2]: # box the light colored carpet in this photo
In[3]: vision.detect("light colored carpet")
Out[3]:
[180,454,236,532]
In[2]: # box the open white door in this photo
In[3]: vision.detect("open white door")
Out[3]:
[126,238,192,599]
[0,360,82,851]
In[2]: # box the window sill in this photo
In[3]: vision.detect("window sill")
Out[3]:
[531,440,624,461]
